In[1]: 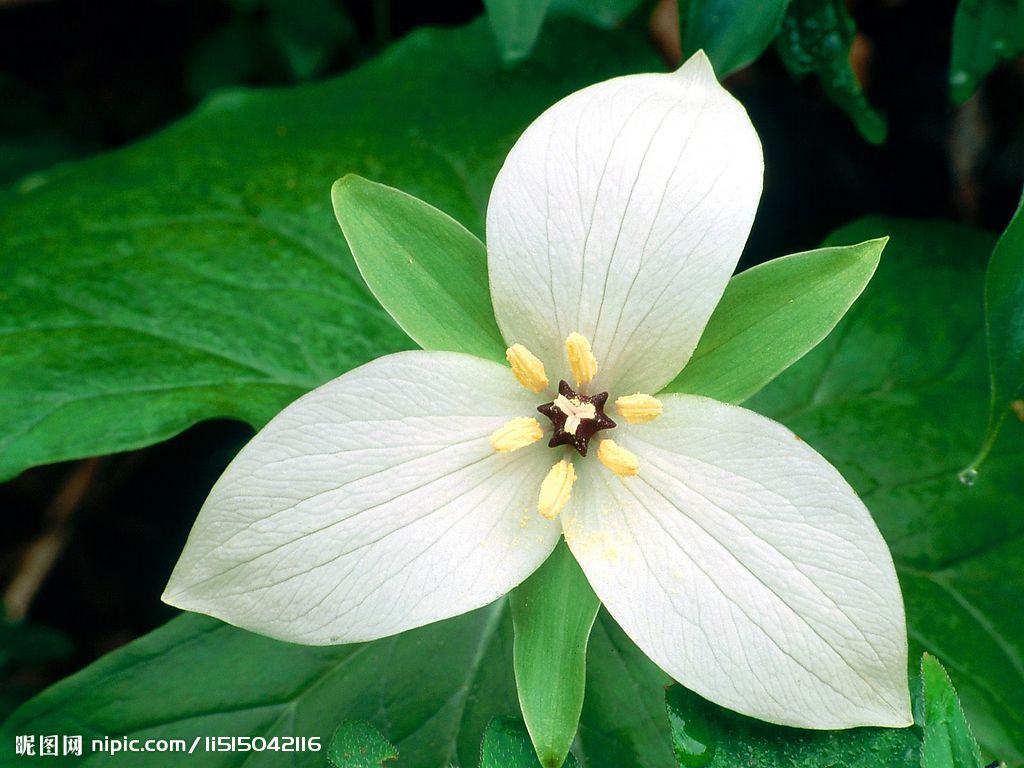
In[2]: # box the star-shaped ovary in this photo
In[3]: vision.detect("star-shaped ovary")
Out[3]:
[537,380,615,456]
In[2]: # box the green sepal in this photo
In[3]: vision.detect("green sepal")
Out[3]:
[510,541,600,768]
[332,174,506,363]
[663,238,885,404]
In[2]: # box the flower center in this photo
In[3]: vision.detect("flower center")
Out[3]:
[537,380,615,457]
[494,333,662,519]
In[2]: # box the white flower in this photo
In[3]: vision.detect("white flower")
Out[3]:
[163,52,911,730]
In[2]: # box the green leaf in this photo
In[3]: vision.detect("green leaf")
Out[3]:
[328,722,398,768]
[664,684,920,768]
[480,717,579,768]
[986,191,1024,420]
[510,542,601,768]
[483,0,645,62]
[921,654,985,768]
[331,175,505,362]
[0,17,660,481]
[966,190,1024,474]
[0,605,516,768]
[581,615,676,768]
[264,0,355,81]
[0,616,73,669]
[681,0,790,77]
[0,617,74,720]
[483,0,553,63]
[663,653,992,768]
[749,217,1024,766]
[662,238,884,403]
[950,0,1024,104]
[0,607,674,768]
[775,0,887,144]
[550,0,645,28]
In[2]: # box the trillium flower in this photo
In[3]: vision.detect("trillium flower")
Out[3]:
[164,52,911,730]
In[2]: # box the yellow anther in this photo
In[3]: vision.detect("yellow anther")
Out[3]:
[538,459,576,519]
[615,393,663,424]
[506,344,549,393]
[597,439,639,477]
[565,332,598,387]
[490,417,543,453]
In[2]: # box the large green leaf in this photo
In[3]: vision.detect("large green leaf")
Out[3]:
[921,654,984,768]
[662,653,993,768]
[950,0,1024,104]
[749,217,1024,766]
[681,0,790,77]
[331,175,505,362]
[664,683,919,768]
[775,0,887,144]
[480,718,579,768]
[0,18,660,482]
[0,606,516,768]
[510,542,600,768]
[0,607,673,768]
[663,238,884,404]
[578,615,676,768]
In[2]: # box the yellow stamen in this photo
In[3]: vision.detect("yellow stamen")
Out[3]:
[538,459,576,519]
[597,439,639,477]
[565,332,598,387]
[615,393,663,424]
[490,417,543,453]
[506,344,549,393]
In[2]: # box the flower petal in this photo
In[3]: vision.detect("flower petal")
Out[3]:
[487,52,763,394]
[562,394,911,728]
[163,351,560,645]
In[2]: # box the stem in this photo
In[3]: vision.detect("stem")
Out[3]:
[3,458,102,619]
[959,408,1009,482]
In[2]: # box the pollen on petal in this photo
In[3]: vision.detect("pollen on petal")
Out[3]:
[615,393,663,424]
[538,459,576,519]
[506,344,549,393]
[565,332,598,387]
[597,439,639,477]
[490,417,543,453]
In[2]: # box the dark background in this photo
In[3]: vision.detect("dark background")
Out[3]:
[1,0,1022,716]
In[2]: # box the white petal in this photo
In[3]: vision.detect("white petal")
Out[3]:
[487,52,763,394]
[563,395,911,728]
[163,351,559,645]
